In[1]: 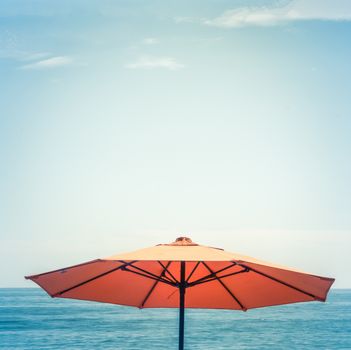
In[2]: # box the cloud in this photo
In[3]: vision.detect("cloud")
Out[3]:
[20,52,51,61]
[20,56,73,70]
[204,0,351,27]
[142,37,159,45]
[125,56,184,70]
[0,30,53,61]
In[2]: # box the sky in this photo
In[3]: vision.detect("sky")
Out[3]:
[0,0,350,288]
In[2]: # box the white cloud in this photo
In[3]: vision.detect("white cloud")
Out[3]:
[204,0,351,27]
[0,31,53,61]
[125,56,184,70]
[20,56,73,70]
[142,37,159,45]
[21,52,51,61]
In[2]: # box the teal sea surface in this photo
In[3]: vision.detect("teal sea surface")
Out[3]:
[0,289,350,349]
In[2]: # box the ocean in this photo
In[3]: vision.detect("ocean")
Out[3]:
[0,288,350,349]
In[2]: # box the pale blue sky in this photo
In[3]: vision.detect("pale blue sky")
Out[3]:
[0,0,350,287]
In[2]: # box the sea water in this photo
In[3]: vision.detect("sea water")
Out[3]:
[0,289,350,349]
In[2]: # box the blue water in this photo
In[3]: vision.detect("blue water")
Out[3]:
[0,289,350,349]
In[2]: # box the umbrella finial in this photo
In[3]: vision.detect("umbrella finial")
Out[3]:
[157,237,198,246]
[172,237,197,246]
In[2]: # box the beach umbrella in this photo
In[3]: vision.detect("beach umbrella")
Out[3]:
[25,236,334,350]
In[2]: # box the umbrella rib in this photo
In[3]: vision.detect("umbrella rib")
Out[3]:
[188,262,237,286]
[120,261,177,286]
[140,261,173,308]
[121,266,176,287]
[186,261,201,283]
[238,263,324,301]
[128,261,174,284]
[188,268,248,287]
[52,260,138,297]
[25,259,101,279]
[202,262,247,311]
[158,261,179,284]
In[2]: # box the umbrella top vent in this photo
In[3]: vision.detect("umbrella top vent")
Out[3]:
[161,237,199,246]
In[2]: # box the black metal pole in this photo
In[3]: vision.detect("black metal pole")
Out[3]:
[179,261,186,350]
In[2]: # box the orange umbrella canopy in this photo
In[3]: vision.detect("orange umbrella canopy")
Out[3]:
[26,236,334,311]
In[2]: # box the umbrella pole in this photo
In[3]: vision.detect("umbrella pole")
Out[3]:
[178,261,186,350]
